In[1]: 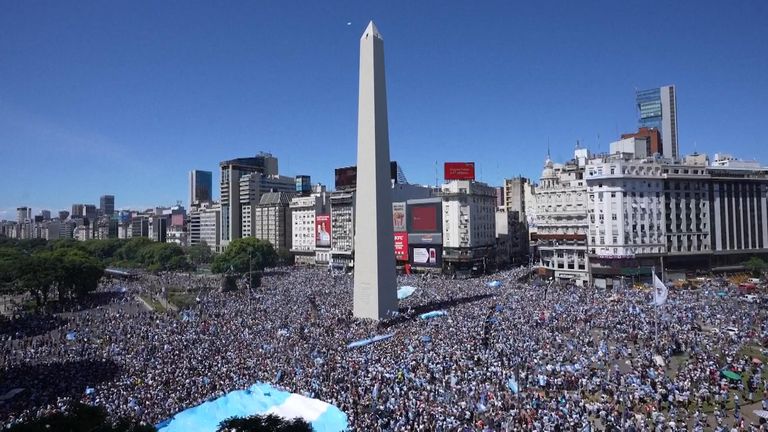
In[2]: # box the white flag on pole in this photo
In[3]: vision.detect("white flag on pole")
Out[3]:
[652,270,668,306]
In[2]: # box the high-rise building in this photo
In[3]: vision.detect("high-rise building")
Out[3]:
[100,195,115,216]
[251,192,294,251]
[58,210,70,221]
[441,180,498,272]
[189,170,213,206]
[636,85,678,160]
[295,175,312,195]
[220,154,292,249]
[71,204,85,218]
[16,207,31,223]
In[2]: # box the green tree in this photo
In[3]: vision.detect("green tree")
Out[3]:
[211,238,277,274]
[186,241,214,265]
[7,402,156,432]
[744,256,767,277]
[276,248,294,266]
[217,414,312,432]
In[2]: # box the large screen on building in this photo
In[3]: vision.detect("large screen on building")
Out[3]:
[410,246,442,268]
[408,202,441,233]
[315,215,331,247]
[334,162,400,189]
[444,162,475,180]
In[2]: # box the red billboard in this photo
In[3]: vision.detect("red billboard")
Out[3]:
[444,162,476,180]
[394,232,408,261]
[315,215,331,247]
[410,204,439,233]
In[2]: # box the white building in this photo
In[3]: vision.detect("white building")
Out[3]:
[189,202,221,252]
[441,179,497,272]
[535,152,589,285]
[290,187,329,265]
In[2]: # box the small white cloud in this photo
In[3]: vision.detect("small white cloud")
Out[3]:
[347,22,351,26]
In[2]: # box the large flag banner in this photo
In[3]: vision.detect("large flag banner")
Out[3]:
[652,270,668,306]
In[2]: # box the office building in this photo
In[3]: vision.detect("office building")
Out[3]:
[16,207,31,223]
[636,85,679,160]
[58,210,70,221]
[189,201,221,252]
[71,204,84,218]
[251,192,294,251]
[189,170,213,207]
[220,153,292,249]
[441,180,498,273]
[290,185,329,265]
[100,195,115,216]
[621,127,662,156]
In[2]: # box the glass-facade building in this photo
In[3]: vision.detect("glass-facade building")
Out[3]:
[635,85,678,160]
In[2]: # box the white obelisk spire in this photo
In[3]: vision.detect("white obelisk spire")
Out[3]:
[353,21,398,320]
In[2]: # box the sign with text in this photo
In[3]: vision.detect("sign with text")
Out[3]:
[444,162,476,181]
[394,232,408,261]
[411,246,442,268]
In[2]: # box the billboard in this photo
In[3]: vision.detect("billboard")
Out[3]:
[315,215,331,247]
[444,162,476,181]
[394,232,408,261]
[411,246,442,268]
[408,233,442,245]
[392,202,406,232]
[407,201,442,234]
[334,161,400,189]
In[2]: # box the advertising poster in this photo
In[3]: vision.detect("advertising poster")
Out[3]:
[392,202,406,232]
[411,246,442,268]
[444,162,476,180]
[394,232,408,261]
[315,215,331,247]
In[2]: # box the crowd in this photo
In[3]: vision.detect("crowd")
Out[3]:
[1,266,767,431]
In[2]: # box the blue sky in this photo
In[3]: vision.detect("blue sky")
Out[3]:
[1,1,767,217]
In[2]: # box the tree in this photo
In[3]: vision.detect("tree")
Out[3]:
[745,256,767,277]
[186,241,214,266]
[7,402,156,432]
[211,238,277,274]
[276,248,294,266]
[217,414,312,432]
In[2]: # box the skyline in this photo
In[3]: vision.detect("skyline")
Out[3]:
[1,1,767,217]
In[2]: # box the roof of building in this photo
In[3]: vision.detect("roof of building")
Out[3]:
[258,192,295,206]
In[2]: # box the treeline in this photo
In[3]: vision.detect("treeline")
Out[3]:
[0,237,213,307]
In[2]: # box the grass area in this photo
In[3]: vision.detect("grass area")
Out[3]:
[167,290,197,309]
[139,294,166,312]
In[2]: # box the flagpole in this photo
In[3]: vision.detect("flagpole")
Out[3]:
[653,266,658,351]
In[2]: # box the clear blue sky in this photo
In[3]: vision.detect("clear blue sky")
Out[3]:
[1,1,767,217]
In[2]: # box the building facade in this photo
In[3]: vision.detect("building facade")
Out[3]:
[636,85,678,160]
[535,153,590,285]
[189,170,213,207]
[441,180,497,272]
[251,192,294,251]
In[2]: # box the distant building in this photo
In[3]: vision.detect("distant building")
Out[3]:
[535,151,589,285]
[16,207,31,224]
[441,180,497,273]
[100,195,115,216]
[219,153,290,249]
[290,185,329,265]
[636,85,678,159]
[190,201,221,252]
[251,192,294,251]
[58,210,70,221]
[621,127,662,156]
[189,170,213,207]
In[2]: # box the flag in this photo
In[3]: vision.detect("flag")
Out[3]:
[652,270,668,306]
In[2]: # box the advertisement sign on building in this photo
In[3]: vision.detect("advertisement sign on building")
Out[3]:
[394,232,408,261]
[334,162,400,190]
[411,246,442,268]
[444,162,476,181]
[407,202,442,233]
[408,233,442,245]
[315,215,331,247]
[392,202,406,232]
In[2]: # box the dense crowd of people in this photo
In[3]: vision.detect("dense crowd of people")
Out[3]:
[2,266,767,431]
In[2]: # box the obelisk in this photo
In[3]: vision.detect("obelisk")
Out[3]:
[353,21,398,320]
